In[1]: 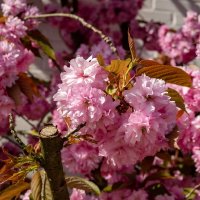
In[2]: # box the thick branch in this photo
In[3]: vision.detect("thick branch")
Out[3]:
[40,125,69,200]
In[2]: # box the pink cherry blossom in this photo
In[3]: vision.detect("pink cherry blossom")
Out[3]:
[62,141,101,175]
[60,56,108,89]
[1,0,26,16]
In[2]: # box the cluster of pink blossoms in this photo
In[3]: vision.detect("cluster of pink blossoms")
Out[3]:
[53,56,178,199]
[0,0,40,135]
[76,41,126,65]
[158,11,200,64]
[168,67,200,172]
[129,11,200,64]
[0,1,199,199]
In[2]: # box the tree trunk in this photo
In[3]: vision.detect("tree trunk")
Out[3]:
[40,125,69,200]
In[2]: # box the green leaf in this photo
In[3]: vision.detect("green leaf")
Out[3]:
[103,182,126,192]
[106,85,118,96]
[31,171,42,200]
[65,176,101,195]
[136,64,192,87]
[28,29,56,60]
[167,88,186,111]
[184,187,197,200]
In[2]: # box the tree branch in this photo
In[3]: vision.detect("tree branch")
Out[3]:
[25,13,118,56]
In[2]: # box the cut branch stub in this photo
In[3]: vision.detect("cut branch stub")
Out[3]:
[40,125,58,138]
[40,125,69,200]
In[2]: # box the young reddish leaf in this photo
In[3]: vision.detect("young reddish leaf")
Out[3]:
[96,54,105,67]
[140,156,154,173]
[106,59,131,74]
[21,36,41,57]
[128,30,137,60]
[156,151,171,162]
[136,65,192,87]
[6,84,22,105]
[139,59,160,68]
[0,181,30,200]
[0,16,7,23]
[28,29,56,60]
[16,73,40,101]
[0,157,15,184]
[105,59,132,91]
[154,54,171,65]
[176,109,185,119]
[167,88,186,111]
[64,116,71,129]
[0,149,39,184]
[166,126,180,149]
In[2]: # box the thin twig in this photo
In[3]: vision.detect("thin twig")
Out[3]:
[9,113,42,163]
[2,135,21,149]
[25,13,118,57]
[13,110,37,130]
[63,122,86,141]
[186,183,200,199]
[37,111,50,130]
[9,113,28,154]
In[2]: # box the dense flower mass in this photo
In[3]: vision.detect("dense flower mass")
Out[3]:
[62,141,101,175]
[1,1,200,200]
[54,56,177,169]
[0,0,40,135]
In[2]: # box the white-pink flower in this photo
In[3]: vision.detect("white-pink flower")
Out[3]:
[54,84,113,128]
[193,145,200,173]
[120,110,151,145]
[1,0,27,16]
[61,56,108,89]
[123,74,167,113]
